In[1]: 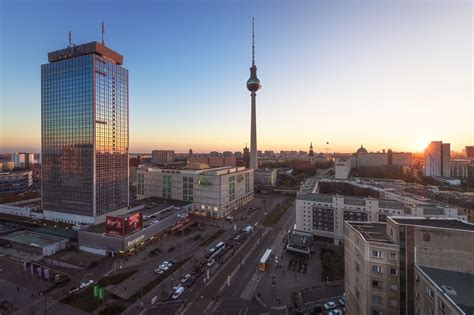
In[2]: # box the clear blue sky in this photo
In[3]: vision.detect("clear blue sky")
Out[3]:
[1,0,472,153]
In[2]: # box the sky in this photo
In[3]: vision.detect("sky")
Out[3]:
[0,0,472,154]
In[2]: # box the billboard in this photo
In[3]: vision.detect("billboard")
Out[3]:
[106,212,143,236]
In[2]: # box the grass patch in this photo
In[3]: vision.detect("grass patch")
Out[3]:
[263,198,293,226]
[61,286,100,313]
[126,257,191,302]
[98,270,137,287]
[99,304,127,315]
[199,229,225,247]
[61,270,136,312]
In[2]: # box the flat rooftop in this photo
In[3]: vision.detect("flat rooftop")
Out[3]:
[0,230,66,247]
[418,265,474,314]
[318,181,380,198]
[347,222,393,244]
[390,217,474,231]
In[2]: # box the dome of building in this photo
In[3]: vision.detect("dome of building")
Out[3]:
[356,145,368,154]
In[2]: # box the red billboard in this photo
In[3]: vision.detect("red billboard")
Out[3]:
[125,212,142,235]
[106,212,142,236]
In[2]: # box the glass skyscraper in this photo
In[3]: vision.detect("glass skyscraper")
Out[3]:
[41,42,128,224]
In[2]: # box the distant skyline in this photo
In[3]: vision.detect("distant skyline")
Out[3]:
[0,0,472,154]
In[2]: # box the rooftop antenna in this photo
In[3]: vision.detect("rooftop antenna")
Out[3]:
[68,31,72,47]
[101,20,105,45]
[251,17,255,66]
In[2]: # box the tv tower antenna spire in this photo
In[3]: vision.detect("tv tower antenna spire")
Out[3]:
[101,20,105,45]
[252,17,255,66]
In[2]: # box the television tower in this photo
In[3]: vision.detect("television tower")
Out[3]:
[246,18,261,170]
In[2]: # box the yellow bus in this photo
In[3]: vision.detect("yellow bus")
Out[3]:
[258,249,272,272]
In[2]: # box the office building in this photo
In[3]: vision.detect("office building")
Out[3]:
[188,155,236,167]
[243,146,250,169]
[0,171,33,195]
[465,146,474,159]
[41,40,129,225]
[356,146,412,168]
[137,165,253,218]
[344,217,474,315]
[254,167,277,187]
[450,159,470,179]
[1,162,14,172]
[12,152,35,169]
[424,141,451,177]
[296,178,466,244]
[152,150,175,165]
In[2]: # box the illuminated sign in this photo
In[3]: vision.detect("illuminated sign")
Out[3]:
[106,212,143,236]
[198,178,212,187]
[127,234,145,247]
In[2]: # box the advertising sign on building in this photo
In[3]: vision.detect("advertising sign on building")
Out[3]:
[106,212,143,236]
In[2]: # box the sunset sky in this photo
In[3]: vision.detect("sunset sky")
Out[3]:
[0,0,472,154]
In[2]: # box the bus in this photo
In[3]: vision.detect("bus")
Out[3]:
[258,249,272,272]
[205,241,225,261]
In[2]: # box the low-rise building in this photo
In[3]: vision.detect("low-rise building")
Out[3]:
[335,158,352,179]
[0,171,33,195]
[137,165,253,218]
[152,150,175,165]
[254,168,277,187]
[296,179,466,244]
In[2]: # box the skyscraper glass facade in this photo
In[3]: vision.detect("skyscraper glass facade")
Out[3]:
[41,42,128,223]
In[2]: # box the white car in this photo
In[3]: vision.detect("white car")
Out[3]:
[324,301,337,310]
[171,286,185,300]
[207,259,215,267]
[159,265,170,272]
[154,268,164,274]
[80,280,94,289]
[329,309,342,315]
[181,274,191,284]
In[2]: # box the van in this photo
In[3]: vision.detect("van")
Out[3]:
[171,286,185,300]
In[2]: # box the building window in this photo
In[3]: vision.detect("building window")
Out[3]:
[390,284,398,292]
[389,299,397,307]
[372,250,383,258]
[426,286,434,299]
[372,280,381,288]
[372,265,383,273]
[439,300,446,311]
[389,253,397,260]
[423,233,431,242]
[390,268,397,276]
[372,295,382,305]
[372,311,383,315]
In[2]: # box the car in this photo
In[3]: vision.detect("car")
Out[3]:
[234,234,241,241]
[250,207,255,211]
[207,259,215,267]
[69,287,79,294]
[338,296,345,306]
[181,274,192,284]
[254,222,258,227]
[80,280,94,289]
[159,265,170,272]
[150,248,161,255]
[323,301,337,310]
[328,309,342,315]
[171,286,185,300]
[153,268,163,274]
[151,219,160,224]
[168,258,177,264]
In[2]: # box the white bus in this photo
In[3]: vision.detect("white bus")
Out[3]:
[205,241,225,261]
[258,249,272,272]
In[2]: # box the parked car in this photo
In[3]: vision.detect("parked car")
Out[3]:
[181,274,192,284]
[207,259,215,267]
[338,295,345,307]
[323,301,337,310]
[150,248,161,256]
[171,286,185,300]
[69,287,79,294]
[328,309,342,315]
[153,268,163,274]
[80,280,94,289]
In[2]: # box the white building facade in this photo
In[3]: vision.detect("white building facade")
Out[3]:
[137,166,254,219]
